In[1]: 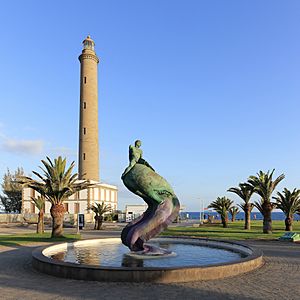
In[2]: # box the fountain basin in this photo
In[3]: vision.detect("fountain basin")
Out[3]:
[32,237,263,283]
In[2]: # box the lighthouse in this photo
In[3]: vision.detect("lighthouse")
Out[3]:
[78,35,100,181]
[21,36,119,216]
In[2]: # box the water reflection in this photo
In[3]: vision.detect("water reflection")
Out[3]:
[50,240,242,268]
[76,245,101,265]
[51,251,66,261]
[121,255,144,268]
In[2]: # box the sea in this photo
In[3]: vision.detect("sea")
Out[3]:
[181,211,300,221]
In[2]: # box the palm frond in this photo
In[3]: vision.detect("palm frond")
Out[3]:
[229,206,240,216]
[228,183,254,210]
[273,188,300,217]
[88,202,112,216]
[247,169,285,203]
[208,196,233,219]
[31,195,45,211]
[18,156,93,205]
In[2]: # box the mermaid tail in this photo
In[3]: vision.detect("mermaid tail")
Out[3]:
[121,163,180,252]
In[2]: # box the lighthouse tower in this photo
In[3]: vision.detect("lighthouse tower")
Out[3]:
[21,36,119,216]
[78,35,100,181]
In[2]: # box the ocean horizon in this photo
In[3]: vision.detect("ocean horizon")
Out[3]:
[181,211,300,221]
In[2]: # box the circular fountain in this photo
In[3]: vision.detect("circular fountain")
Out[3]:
[32,143,263,282]
[32,237,263,283]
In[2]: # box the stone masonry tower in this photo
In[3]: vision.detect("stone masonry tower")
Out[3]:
[78,35,100,181]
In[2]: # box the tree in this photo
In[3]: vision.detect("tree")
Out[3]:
[229,206,240,222]
[208,197,233,228]
[32,195,45,234]
[247,169,285,234]
[105,211,119,222]
[0,168,24,213]
[228,183,254,229]
[18,156,92,237]
[89,202,112,230]
[273,188,300,231]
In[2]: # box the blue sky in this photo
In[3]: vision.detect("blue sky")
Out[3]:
[0,0,299,210]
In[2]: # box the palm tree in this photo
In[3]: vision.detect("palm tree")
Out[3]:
[228,183,254,229]
[208,197,233,228]
[273,188,300,231]
[247,169,285,234]
[89,202,112,230]
[32,195,45,234]
[229,206,240,222]
[19,156,92,237]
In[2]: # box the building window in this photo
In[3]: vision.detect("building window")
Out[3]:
[83,127,86,135]
[84,76,87,84]
[83,102,86,109]
[83,153,86,160]
[64,203,69,213]
[30,202,35,213]
[74,203,80,214]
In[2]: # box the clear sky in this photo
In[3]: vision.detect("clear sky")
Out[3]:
[0,0,299,211]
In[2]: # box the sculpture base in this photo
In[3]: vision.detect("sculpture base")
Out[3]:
[125,244,177,259]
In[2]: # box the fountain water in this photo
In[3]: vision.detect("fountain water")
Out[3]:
[33,237,262,282]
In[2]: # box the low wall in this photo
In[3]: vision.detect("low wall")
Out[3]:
[0,214,23,223]
[0,213,94,224]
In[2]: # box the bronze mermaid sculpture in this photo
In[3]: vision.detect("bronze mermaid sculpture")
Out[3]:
[121,140,180,254]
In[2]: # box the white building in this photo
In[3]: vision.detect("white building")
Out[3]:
[124,203,186,223]
[22,181,118,215]
[125,204,148,222]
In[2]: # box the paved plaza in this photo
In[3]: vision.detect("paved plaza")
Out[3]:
[0,226,299,300]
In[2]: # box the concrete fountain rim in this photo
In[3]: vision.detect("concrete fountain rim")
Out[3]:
[32,237,263,282]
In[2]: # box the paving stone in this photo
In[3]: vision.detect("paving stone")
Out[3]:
[0,231,299,299]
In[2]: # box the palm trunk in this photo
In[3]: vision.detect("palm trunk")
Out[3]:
[94,215,97,230]
[244,205,251,230]
[262,202,272,234]
[97,216,103,230]
[285,216,293,231]
[36,209,44,234]
[221,214,228,228]
[231,214,235,222]
[50,204,65,237]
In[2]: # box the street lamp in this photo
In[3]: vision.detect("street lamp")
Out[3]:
[76,201,80,235]
[197,198,205,225]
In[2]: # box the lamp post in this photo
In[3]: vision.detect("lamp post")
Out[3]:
[198,198,206,225]
[76,200,80,235]
[197,198,203,225]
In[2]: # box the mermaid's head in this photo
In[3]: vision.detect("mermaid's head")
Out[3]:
[135,140,142,148]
